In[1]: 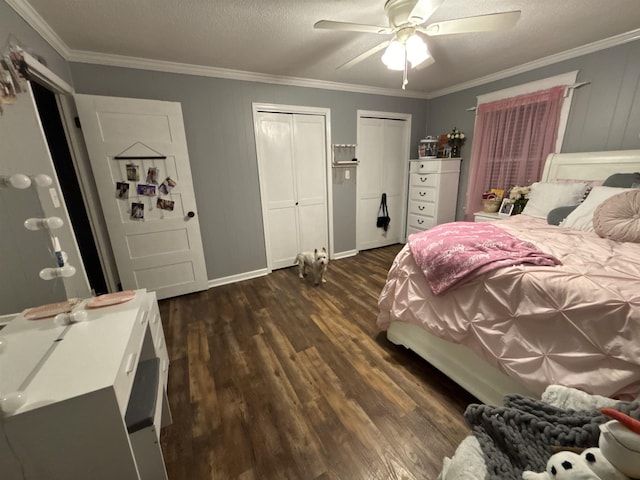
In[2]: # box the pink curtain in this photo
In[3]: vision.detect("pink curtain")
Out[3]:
[464,85,566,220]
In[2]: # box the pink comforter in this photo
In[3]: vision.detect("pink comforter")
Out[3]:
[408,222,561,295]
[378,215,640,399]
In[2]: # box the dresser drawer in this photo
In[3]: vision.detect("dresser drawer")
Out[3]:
[410,173,437,188]
[113,307,149,414]
[410,187,436,203]
[408,213,434,231]
[408,199,435,217]
[411,159,462,174]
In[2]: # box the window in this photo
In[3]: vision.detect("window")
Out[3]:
[464,72,578,218]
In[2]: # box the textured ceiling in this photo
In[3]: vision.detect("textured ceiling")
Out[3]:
[19,0,640,97]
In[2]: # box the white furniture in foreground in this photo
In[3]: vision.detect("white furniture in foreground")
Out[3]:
[0,289,171,480]
[406,158,461,237]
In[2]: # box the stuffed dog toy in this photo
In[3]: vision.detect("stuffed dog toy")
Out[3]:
[522,408,640,480]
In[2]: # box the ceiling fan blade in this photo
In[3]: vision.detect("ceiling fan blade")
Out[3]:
[314,20,393,35]
[337,40,391,70]
[421,10,521,36]
[409,0,445,24]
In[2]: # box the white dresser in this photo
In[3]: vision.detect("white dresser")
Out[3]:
[406,158,461,236]
[0,289,171,480]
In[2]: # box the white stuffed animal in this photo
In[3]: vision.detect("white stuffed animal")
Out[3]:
[522,408,640,480]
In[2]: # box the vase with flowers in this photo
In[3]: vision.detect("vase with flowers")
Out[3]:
[508,185,531,214]
[447,127,465,158]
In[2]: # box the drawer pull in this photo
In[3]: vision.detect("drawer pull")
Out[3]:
[420,176,428,182]
[151,313,158,325]
[419,192,426,197]
[418,205,425,210]
[417,219,424,224]
[125,353,138,375]
[140,310,148,325]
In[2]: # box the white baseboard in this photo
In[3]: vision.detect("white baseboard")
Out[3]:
[207,268,270,288]
[332,249,358,260]
[207,250,358,289]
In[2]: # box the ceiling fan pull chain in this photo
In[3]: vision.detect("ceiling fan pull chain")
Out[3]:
[402,49,409,90]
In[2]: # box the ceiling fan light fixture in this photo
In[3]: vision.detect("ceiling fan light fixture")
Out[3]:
[381,40,406,71]
[406,33,429,67]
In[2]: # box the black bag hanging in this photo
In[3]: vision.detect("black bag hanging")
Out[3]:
[376,193,391,232]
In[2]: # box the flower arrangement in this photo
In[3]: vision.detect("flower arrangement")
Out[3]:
[508,185,531,214]
[508,185,531,200]
[447,127,465,157]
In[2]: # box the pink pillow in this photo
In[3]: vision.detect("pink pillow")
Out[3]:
[593,190,640,243]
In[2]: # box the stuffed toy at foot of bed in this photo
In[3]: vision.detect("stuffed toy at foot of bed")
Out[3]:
[522,408,640,480]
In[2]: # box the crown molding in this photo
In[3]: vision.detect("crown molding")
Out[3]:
[426,28,640,99]
[67,50,431,99]
[5,0,71,59]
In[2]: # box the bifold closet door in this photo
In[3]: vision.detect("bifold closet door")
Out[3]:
[255,112,328,270]
[357,117,407,250]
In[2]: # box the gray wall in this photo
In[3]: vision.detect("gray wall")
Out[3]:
[425,39,640,220]
[68,64,428,278]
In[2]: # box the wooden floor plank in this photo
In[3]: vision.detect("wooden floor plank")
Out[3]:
[160,244,477,480]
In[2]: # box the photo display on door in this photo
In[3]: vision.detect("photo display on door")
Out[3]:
[112,142,178,220]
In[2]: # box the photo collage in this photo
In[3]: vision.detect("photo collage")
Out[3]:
[115,163,177,220]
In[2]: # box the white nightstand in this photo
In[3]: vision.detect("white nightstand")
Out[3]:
[473,211,503,223]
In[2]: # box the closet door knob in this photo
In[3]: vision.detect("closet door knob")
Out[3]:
[187,211,195,218]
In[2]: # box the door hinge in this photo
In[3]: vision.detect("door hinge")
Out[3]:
[74,116,81,128]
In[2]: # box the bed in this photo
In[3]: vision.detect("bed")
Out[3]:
[377,150,640,406]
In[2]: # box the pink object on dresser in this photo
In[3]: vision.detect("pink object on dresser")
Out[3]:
[86,290,136,308]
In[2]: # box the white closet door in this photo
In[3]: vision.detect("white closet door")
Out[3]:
[255,111,328,270]
[382,119,407,241]
[357,117,408,250]
[293,114,328,252]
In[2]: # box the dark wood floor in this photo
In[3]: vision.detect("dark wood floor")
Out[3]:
[159,244,477,480]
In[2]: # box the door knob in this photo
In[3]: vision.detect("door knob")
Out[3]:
[187,211,195,218]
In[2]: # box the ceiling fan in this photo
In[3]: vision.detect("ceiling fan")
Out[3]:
[314,0,521,89]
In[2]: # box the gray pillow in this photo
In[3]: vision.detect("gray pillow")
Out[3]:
[602,172,640,188]
[547,205,579,225]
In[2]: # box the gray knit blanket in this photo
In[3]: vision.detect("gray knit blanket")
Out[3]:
[464,394,640,480]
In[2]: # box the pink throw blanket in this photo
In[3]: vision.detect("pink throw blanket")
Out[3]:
[408,222,561,295]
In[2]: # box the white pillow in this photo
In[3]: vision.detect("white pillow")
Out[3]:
[560,186,630,231]
[521,182,589,219]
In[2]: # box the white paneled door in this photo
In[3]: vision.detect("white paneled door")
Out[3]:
[254,110,329,270]
[75,94,208,299]
[357,115,409,250]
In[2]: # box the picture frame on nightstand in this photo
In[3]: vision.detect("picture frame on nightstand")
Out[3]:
[498,198,514,216]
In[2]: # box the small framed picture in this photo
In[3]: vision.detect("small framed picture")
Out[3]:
[131,202,144,220]
[137,184,156,196]
[116,181,130,199]
[499,198,514,216]
[157,198,175,211]
[126,163,140,181]
[159,176,176,195]
[146,167,159,185]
